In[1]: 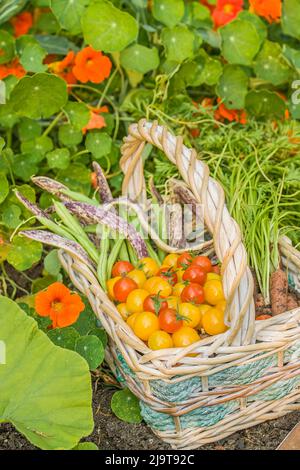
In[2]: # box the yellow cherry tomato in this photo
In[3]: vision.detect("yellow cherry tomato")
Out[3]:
[148,330,173,350]
[107,276,121,300]
[216,300,226,312]
[178,303,202,328]
[202,308,228,335]
[126,289,149,313]
[167,295,181,310]
[133,311,160,341]
[143,276,173,298]
[117,303,130,320]
[207,273,221,281]
[176,268,185,282]
[127,269,147,288]
[138,257,160,278]
[162,253,179,269]
[173,282,185,297]
[126,312,139,330]
[197,304,212,327]
[172,326,200,348]
[204,280,225,305]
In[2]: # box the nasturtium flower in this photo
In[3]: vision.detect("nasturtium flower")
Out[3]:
[82,106,109,134]
[48,51,77,85]
[214,99,247,124]
[72,46,112,84]
[0,58,26,79]
[11,11,33,37]
[249,0,281,23]
[35,282,85,328]
[212,0,243,28]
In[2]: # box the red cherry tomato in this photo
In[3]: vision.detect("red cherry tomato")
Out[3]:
[177,252,193,268]
[112,261,134,277]
[158,267,178,286]
[158,308,183,334]
[211,265,221,275]
[182,266,207,285]
[143,294,168,315]
[181,283,205,304]
[191,256,212,273]
[113,277,138,302]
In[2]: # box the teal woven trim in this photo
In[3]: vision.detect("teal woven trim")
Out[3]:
[140,400,238,431]
[288,273,296,289]
[249,375,300,402]
[284,340,300,363]
[150,377,201,403]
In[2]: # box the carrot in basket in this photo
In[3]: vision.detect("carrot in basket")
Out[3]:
[270,269,288,316]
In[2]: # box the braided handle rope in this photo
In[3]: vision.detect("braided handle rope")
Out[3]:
[120,120,255,346]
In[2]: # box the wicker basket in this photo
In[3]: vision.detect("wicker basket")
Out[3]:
[58,120,300,450]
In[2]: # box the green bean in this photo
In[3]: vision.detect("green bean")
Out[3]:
[145,240,161,266]
[126,240,138,266]
[107,236,125,279]
[98,226,110,291]
[118,241,130,261]
[60,188,99,205]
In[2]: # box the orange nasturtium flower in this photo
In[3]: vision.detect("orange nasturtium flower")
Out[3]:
[48,51,77,85]
[249,0,281,23]
[35,282,85,328]
[214,99,247,124]
[0,58,26,79]
[212,0,243,28]
[82,105,109,134]
[10,11,33,37]
[72,46,112,84]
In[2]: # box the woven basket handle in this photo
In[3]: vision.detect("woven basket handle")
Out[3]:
[120,119,255,347]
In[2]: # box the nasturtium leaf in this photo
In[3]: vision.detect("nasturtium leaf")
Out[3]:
[21,135,53,161]
[178,60,205,87]
[13,154,38,182]
[51,0,89,34]
[289,97,300,119]
[111,388,142,424]
[2,75,17,100]
[217,65,248,109]
[282,0,300,40]
[0,103,19,128]
[31,275,61,294]
[283,45,300,71]
[82,0,138,52]
[2,204,22,229]
[85,131,112,159]
[237,11,267,43]
[161,25,196,63]
[0,172,9,203]
[47,148,70,169]
[59,124,83,147]
[254,41,293,86]
[198,56,222,86]
[0,30,15,64]
[48,327,80,350]
[75,335,104,370]
[152,0,184,28]
[18,118,42,141]
[36,35,78,55]
[245,90,286,118]
[185,2,212,29]
[73,300,97,335]
[9,73,68,119]
[221,19,262,66]
[0,297,93,450]
[57,163,91,194]
[35,12,60,33]
[0,148,13,174]
[64,102,90,130]
[88,328,108,348]
[19,42,47,73]
[120,45,159,74]
[44,249,61,276]
[73,442,98,450]
[0,80,5,104]
[7,235,42,271]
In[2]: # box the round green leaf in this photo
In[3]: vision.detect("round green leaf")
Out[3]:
[21,135,53,162]
[0,30,15,64]
[254,40,293,86]
[75,335,104,370]
[283,45,300,71]
[161,25,196,63]
[152,0,184,28]
[18,118,42,142]
[0,103,19,128]
[0,172,9,203]
[82,0,139,52]
[57,163,91,194]
[85,131,112,159]
[9,73,68,119]
[237,11,267,42]
[73,299,97,335]
[19,42,47,73]
[73,442,98,450]
[221,19,262,66]
[44,249,61,276]
[7,235,43,271]
[0,296,93,450]
[198,56,222,86]
[35,12,60,33]
[51,0,89,34]
[2,204,22,229]
[88,327,108,348]
[282,0,300,40]
[111,388,142,424]
[59,124,83,147]
[120,45,159,74]
[186,2,212,29]
[48,327,80,350]
[47,148,70,169]
[64,102,90,130]
[217,65,248,109]
[245,90,286,118]
[13,155,38,182]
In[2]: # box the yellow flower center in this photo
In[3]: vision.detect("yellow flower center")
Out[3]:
[51,300,64,312]
[224,4,234,13]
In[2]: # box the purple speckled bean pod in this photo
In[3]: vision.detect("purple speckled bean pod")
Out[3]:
[92,161,114,205]
[31,176,72,202]
[20,230,93,266]
[15,191,50,219]
[64,201,149,259]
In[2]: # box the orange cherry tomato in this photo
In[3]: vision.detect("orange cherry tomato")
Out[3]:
[126,288,149,313]
[148,330,173,350]
[158,308,183,333]
[113,277,138,302]
[191,256,212,273]
[143,294,168,314]
[172,326,200,348]
[158,266,178,286]
[117,302,130,320]
[202,308,228,335]
[107,276,121,300]
[126,312,139,329]
[178,303,202,328]
[204,280,224,305]
[133,311,159,340]
[127,269,147,288]
[144,276,173,298]
[183,266,206,285]
[181,283,204,304]
[138,257,160,278]
[173,282,185,297]
[256,314,272,320]
[112,260,134,277]
[211,265,221,274]
[177,252,193,268]
[162,254,179,269]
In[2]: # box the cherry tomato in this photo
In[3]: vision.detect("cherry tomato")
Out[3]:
[178,303,201,328]
[167,295,181,310]
[162,253,179,269]
[211,265,221,274]
[138,257,160,278]
[106,276,121,300]
[143,294,168,315]
[183,266,206,285]
[158,267,178,286]
[256,314,272,320]
[191,256,212,273]
[216,300,226,312]
[117,302,130,320]
[126,289,149,313]
[204,280,224,305]
[172,326,200,348]
[173,282,185,297]
[202,308,227,335]
[113,277,138,302]
[197,304,212,326]
[133,311,159,340]
[112,260,134,277]
[177,252,193,268]
[207,272,221,281]
[176,268,185,282]
[148,330,173,350]
[144,276,173,298]
[126,312,139,329]
[181,283,205,304]
[127,269,147,288]
[158,308,183,333]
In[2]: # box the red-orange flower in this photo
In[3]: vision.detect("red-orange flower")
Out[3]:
[212,0,243,28]
[214,99,247,124]
[35,282,85,328]
[0,58,26,80]
[249,0,281,23]
[10,11,33,38]
[72,46,112,84]
[82,106,109,134]
[48,51,77,85]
